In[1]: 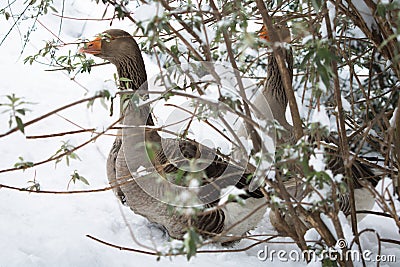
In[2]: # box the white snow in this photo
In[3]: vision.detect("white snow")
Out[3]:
[193,25,216,45]
[389,107,398,126]
[0,1,399,266]
[0,2,279,266]
[301,35,313,45]
[135,166,151,176]
[218,186,247,205]
[309,147,326,172]
[349,0,378,32]
[310,104,330,129]
[135,2,165,29]
[320,1,336,38]
[201,84,220,103]
[341,95,352,112]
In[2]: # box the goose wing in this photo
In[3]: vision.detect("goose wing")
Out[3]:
[153,138,265,203]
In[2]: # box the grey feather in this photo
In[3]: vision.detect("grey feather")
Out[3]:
[84,29,267,241]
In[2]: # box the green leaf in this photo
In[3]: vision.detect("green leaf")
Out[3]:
[26,179,40,191]
[14,156,34,170]
[50,6,58,13]
[310,0,322,11]
[322,258,338,267]
[101,89,111,99]
[300,50,314,67]
[70,170,90,186]
[7,94,18,102]
[227,194,237,202]
[376,4,386,18]
[79,175,90,185]
[175,168,186,185]
[15,116,25,134]
[184,228,200,260]
[119,77,132,82]
[16,109,26,115]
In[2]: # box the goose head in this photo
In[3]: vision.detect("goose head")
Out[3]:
[80,29,147,93]
[259,18,291,43]
[79,29,142,66]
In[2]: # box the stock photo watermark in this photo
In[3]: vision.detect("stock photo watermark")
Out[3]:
[257,239,397,263]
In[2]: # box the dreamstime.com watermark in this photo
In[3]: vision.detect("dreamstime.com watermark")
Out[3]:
[257,239,397,263]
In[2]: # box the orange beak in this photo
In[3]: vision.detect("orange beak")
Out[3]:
[259,25,270,42]
[79,37,102,55]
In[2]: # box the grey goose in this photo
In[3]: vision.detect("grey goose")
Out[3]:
[80,29,268,244]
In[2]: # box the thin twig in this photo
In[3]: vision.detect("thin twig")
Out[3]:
[26,128,96,139]
[0,94,105,138]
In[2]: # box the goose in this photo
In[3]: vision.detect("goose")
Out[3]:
[80,29,268,243]
[256,21,379,232]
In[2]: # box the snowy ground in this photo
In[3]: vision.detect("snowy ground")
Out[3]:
[0,1,399,267]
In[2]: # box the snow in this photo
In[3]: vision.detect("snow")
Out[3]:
[0,1,399,266]
[310,104,330,129]
[135,166,151,176]
[389,107,398,126]
[309,147,326,172]
[301,35,313,45]
[0,2,279,266]
[201,84,220,103]
[320,1,336,38]
[193,26,216,45]
[218,186,247,205]
[349,0,378,32]
[341,95,352,112]
[134,2,165,29]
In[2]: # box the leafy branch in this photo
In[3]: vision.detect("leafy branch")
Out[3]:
[0,94,35,134]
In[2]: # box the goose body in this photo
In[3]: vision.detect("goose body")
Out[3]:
[257,22,379,226]
[81,29,267,242]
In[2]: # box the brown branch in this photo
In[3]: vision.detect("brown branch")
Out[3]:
[0,94,105,138]
[0,117,121,174]
[159,0,212,61]
[0,183,113,194]
[323,5,358,261]
[37,19,65,44]
[394,98,400,197]
[209,0,263,154]
[52,13,115,21]
[45,62,111,72]
[255,0,303,141]
[380,238,400,246]
[26,128,96,139]
[356,210,396,218]
[86,235,158,255]
[273,180,309,252]
[338,0,400,79]
[86,233,278,256]
[0,161,153,195]
[209,202,269,244]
